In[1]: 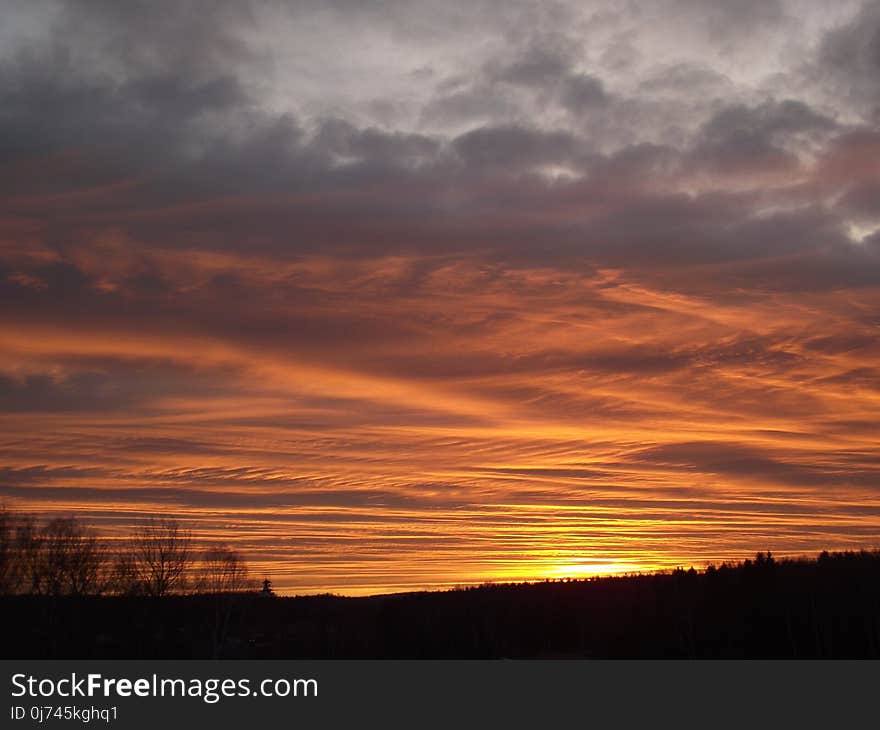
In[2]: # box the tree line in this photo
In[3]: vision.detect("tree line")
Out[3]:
[0,507,257,597]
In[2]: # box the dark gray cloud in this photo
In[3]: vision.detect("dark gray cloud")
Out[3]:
[0,357,235,414]
[638,63,733,96]
[313,118,441,168]
[0,0,873,287]
[817,1,880,114]
[0,483,470,511]
[452,124,582,170]
[50,0,262,79]
[560,74,609,113]
[690,99,837,175]
[666,0,788,37]
[629,441,880,488]
[490,45,572,88]
[840,181,880,221]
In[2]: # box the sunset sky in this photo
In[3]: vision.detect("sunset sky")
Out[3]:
[1,0,879,594]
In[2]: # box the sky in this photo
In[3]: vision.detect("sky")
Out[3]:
[1,0,879,595]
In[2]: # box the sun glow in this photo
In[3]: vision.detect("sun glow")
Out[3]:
[545,562,649,580]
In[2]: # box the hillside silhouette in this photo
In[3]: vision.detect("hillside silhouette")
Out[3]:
[3,549,880,659]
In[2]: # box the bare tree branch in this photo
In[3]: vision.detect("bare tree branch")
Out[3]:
[130,518,192,596]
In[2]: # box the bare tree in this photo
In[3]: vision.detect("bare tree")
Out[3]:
[106,549,144,596]
[199,544,251,594]
[40,517,104,596]
[0,512,105,596]
[15,514,45,595]
[196,543,255,658]
[0,506,15,594]
[131,518,192,596]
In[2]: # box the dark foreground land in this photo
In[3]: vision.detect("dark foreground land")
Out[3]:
[3,551,880,659]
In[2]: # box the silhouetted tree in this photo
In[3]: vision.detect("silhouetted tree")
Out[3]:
[195,544,254,657]
[0,511,106,596]
[0,507,14,594]
[15,514,45,595]
[4,545,880,658]
[106,550,144,596]
[40,517,104,596]
[198,544,251,594]
[130,517,192,596]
